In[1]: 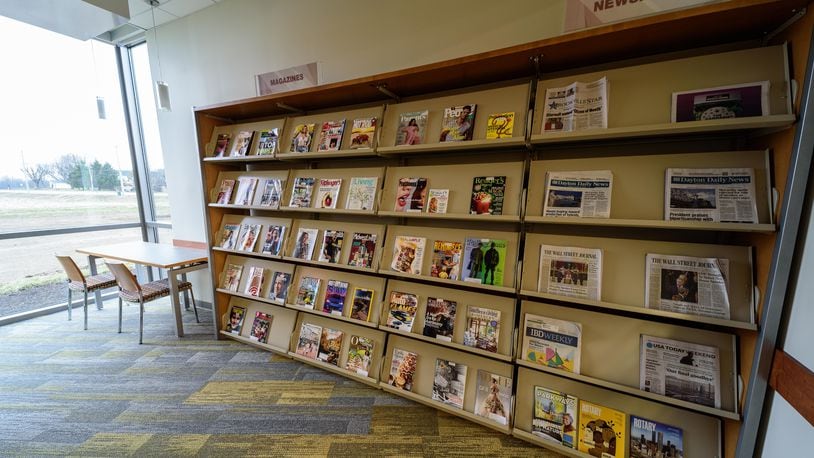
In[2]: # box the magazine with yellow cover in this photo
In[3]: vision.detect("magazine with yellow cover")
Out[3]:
[578,400,626,458]
[485,112,515,139]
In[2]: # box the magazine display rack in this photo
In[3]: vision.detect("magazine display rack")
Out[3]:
[280,166,386,215]
[203,117,286,162]
[283,218,386,272]
[213,215,292,259]
[220,297,299,355]
[214,255,296,301]
[275,105,384,160]
[208,170,290,208]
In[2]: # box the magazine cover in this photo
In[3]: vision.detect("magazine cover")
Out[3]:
[394,177,428,212]
[212,133,230,157]
[463,306,501,353]
[543,170,613,218]
[243,266,265,297]
[386,291,418,332]
[672,80,769,122]
[225,304,246,334]
[645,253,731,320]
[541,77,608,132]
[347,232,377,268]
[640,335,721,408]
[439,104,477,142]
[346,335,374,376]
[268,271,291,304]
[316,178,342,209]
[578,400,626,458]
[317,120,346,152]
[289,177,315,207]
[538,244,603,300]
[629,415,684,458]
[221,263,243,292]
[216,179,235,204]
[461,238,507,286]
[522,313,582,374]
[322,279,349,315]
[260,225,285,256]
[350,117,376,149]
[430,240,462,280]
[219,224,240,250]
[395,110,428,146]
[346,177,378,210]
[350,287,374,321]
[255,128,278,156]
[291,228,318,260]
[387,348,418,391]
[295,322,322,359]
[390,235,426,275]
[426,189,449,214]
[474,370,512,425]
[257,178,282,208]
[317,327,344,366]
[230,130,254,157]
[485,112,515,139]
[532,386,578,448]
[318,229,344,263]
[432,358,468,409]
[249,311,272,344]
[237,224,262,252]
[234,177,258,206]
[294,276,322,309]
[289,123,315,153]
[665,167,758,224]
[422,297,457,341]
[470,176,506,215]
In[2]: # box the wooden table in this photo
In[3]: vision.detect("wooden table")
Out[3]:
[76,241,209,337]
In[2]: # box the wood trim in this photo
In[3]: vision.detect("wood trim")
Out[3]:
[172,239,208,250]
[769,349,814,426]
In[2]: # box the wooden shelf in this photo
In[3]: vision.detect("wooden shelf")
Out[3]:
[511,428,585,458]
[524,216,776,233]
[377,137,526,156]
[208,203,284,212]
[279,206,376,216]
[275,148,377,161]
[289,351,380,388]
[215,288,287,308]
[220,331,291,356]
[381,269,517,295]
[286,303,379,329]
[203,155,278,163]
[211,246,283,261]
[379,326,513,362]
[282,256,379,275]
[378,211,520,223]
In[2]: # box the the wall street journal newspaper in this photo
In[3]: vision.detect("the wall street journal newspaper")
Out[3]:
[543,170,613,218]
[665,168,758,223]
[640,335,721,409]
[538,245,602,300]
[644,253,730,320]
[541,77,608,133]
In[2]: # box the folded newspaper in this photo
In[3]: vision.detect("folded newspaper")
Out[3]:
[644,253,730,320]
[543,170,612,218]
[538,245,602,300]
[665,168,758,223]
[640,335,721,409]
[541,76,608,133]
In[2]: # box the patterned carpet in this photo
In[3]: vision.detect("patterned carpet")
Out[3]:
[0,297,560,457]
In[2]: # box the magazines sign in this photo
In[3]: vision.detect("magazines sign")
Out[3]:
[563,0,718,32]
[256,62,319,96]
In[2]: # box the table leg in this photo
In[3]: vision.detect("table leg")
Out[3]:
[168,270,184,338]
[87,255,104,310]
[181,273,190,310]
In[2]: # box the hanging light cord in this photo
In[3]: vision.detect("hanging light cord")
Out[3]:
[150,0,164,82]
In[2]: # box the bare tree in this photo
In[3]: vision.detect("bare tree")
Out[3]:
[21,163,51,189]
[49,154,83,184]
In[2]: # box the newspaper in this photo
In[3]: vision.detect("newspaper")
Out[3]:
[640,335,721,409]
[543,170,612,218]
[645,253,730,320]
[538,245,602,300]
[541,76,608,133]
[665,168,758,223]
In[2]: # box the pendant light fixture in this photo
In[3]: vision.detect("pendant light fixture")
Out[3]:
[148,0,171,111]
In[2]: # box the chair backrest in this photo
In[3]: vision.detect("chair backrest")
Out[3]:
[106,261,141,294]
[55,255,85,284]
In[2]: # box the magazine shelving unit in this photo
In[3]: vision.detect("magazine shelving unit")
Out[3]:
[212,214,292,258]
[219,296,299,355]
[195,5,809,455]
[280,166,386,215]
[202,117,287,162]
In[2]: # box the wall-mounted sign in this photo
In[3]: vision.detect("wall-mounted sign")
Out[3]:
[256,62,319,96]
[564,0,720,32]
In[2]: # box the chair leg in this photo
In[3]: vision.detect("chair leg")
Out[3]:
[67,288,72,321]
[139,300,144,345]
[190,289,199,323]
[83,290,88,331]
[118,296,123,334]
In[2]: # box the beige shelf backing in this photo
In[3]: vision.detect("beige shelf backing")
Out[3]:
[285,219,386,271]
[279,105,385,154]
[378,211,520,223]
[220,296,298,353]
[276,148,378,161]
[281,166,385,213]
[203,155,279,163]
[289,352,380,388]
[210,170,291,205]
[204,117,287,159]
[221,331,291,356]
[377,137,527,156]
[525,216,776,233]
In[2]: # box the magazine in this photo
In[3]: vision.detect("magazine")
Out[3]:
[537,244,603,300]
[394,177,428,212]
[543,170,613,218]
[541,76,608,133]
[317,327,344,366]
[430,240,462,280]
[230,130,254,157]
[395,110,428,146]
[463,306,500,353]
[316,178,342,209]
[255,128,278,156]
[439,104,476,142]
[268,271,291,304]
[243,266,264,297]
[347,232,377,268]
[629,415,684,458]
[461,238,507,286]
[219,224,240,250]
[249,311,272,344]
[322,279,349,315]
[237,224,262,252]
[349,117,376,149]
[291,228,318,260]
[345,177,378,211]
[432,359,467,409]
[422,297,457,341]
[221,263,243,292]
[289,177,315,208]
[317,120,345,152]
[216,179,235,204]
[346,335,374,376]
[260,225,285,256]
[294,276,322,309]
[289,123,315,153]
[426,189,449,214]
[522,313,582,374]
[212,133,230,157]
[234,177,258,206]
[640,335,721,408]
[390,235,426,275]
[318,229,344,263]
[665,168,758,223]
[671,81,769,123]
[387,348,418,391]
[350,287,374,321]
[532,386,578,448]
[225,304,246,334]
[578,400,626,458]
[295,322,321,359]
[485,112,515,139]
[474,370,512,425]
[645,253,731,320]
[470,176,506,215]
[386,291,418,332]
[257,178,282,208]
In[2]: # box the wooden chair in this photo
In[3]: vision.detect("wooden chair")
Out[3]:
[106,261,198,344]
[55,255,118,330]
